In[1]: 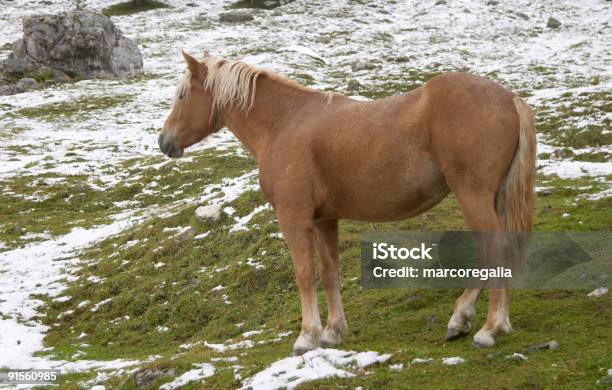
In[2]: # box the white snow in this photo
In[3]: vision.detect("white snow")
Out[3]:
[156,326,170,333]
[91,298,112,312]
[587,287,608,297]
[411,357,433,364]
[77,300,91,309]
[194,231,210,240]
[0,209,144,369]
[230,204,271,233]
[204,339,254,353]
[246,257,265,270]
[505,352,528,361]
[211,356,238,362]
[159,363,216,390]
[242,330,263,338]
[240,348,392,390]
[442,357,465,366]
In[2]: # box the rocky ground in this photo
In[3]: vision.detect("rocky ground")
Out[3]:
[0,0,610,388]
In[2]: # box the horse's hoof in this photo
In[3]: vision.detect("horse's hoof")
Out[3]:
[320,326,343,348]
[292,333,320,356]
[320,337,339,348]
[445,327,470,341]
[473,330,495,348]
[292,347,310,356]
[472,340,490,349]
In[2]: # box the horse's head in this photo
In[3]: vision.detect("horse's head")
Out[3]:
[159,51,221,158]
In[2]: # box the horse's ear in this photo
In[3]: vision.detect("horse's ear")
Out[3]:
[181,50,200,75]
[203,50,211,58]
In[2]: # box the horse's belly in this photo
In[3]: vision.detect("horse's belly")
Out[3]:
[326,158,450,222]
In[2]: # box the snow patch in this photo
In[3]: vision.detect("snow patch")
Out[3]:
[240,348,391,390]
[159,363,215,390]
[442,357,465,366]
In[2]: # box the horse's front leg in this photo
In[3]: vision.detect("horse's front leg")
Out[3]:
[314,219,348,347]
[278,214,322,355]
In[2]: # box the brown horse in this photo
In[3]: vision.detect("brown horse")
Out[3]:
[159,51,536,354]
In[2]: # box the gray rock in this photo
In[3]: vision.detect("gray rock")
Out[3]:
[232,0,295,9]
[529,340,560,351]
[352,59,375,72]
[134,368,175,388]
[0,42,12,50]
[547,16,562,29]
[0,10,143,80]
[516,12,530,21]
[15,77,38,91]
[346,79,361,92]
[219,10,258,23]
[195,204,223,222]
[0,84,16,96]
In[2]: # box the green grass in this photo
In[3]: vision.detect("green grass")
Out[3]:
[12,94,135,121]
[537,91,611,149]
[102,0,170,16]
[30,162,611,388]
[0,149,255,250]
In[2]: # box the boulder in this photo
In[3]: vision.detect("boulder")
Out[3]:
[547,16,562,29]
[0,10,143,81]
[134,368,175,388]
[231,0,295,10]
[0,84,16,96]
[15,77,38,91]
[219,9,259,23]
[195,204,223,222]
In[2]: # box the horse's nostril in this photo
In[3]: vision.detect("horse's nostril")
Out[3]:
[158,132,183,158]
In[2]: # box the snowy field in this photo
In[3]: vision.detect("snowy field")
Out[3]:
[0,0,610,388]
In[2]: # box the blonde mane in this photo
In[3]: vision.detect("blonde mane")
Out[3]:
[175,56,333,118]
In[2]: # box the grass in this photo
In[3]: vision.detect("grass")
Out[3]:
[13,94,135,121]
[103,0,170,17]
[29,160,611,388]
[0,149,256,250]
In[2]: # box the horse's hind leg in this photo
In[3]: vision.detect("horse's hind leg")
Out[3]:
[448,190,511,348]
[314,219,348,347]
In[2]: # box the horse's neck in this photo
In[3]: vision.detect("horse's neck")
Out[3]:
[222,75,321,160]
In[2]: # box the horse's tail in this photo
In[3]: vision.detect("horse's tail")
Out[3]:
[495,96,536,233]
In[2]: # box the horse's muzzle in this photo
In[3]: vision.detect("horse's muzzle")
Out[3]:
[158,132,184,158]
